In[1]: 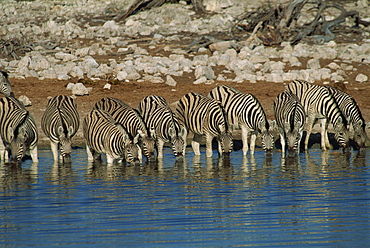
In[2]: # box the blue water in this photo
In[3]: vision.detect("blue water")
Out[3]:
[0,147,369,247]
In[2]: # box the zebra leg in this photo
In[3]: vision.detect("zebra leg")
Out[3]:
[50,141,59,162]
[86,145,94,161]
[323,119,331,149]
[191,134,202,156]
[318,118,329,150]
[137,147,143,163]
[0,138,6,162]
[241,125,250,156]
[157,139,165,158]
[106,154,114,164]
[304,114,316,150]
[279,130,286,155]
[250,133,257,154]
[205,133,213,158]
[30,145,39,162]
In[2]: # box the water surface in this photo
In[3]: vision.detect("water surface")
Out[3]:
[1,148,369,247]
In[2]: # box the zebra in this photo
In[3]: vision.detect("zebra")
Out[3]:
[208,85,274,155]
[138,95,185,159]
[83,109,140,164]
[176,92,233,158]
[324,85,369,149]
[285,80,349,150]
[0,71,14,97]
[41,95,80,163]
[0,97,38,163]
[93,97,156,161]
[273,91,305,156]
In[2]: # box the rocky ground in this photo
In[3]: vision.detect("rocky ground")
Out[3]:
[1,0,370,149]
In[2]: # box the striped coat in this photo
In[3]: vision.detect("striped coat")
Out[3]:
[176,92,233,157]
[0,97,38,163]
[41,95,80,163]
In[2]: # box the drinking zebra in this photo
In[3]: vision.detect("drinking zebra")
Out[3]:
[176,92,233,158]
[0,71,14,97]
[324,85,369,149]
[41,95,80,163]
[138,95,185,159]
[83,109,140,164]
[93,97,156,161]
[0,97,38,163]
[208,85,274,155]
[285,80,349,150]
[273,91,305,156]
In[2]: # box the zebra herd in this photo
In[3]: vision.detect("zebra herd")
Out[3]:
[1,69,369,164]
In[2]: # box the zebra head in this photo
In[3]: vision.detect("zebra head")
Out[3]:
[333,117,350,150]
[284,121,303,156]
[137,130,156,160]
[124,142,141,165]
[9,126,27,163]
[352,122,367,150]
[261,121,275,153]
[169,126,185,158]
[217,131,233,156]
[57,126,73,163]
[0,71,14,97]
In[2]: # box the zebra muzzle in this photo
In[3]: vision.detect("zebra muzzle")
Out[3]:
[63,154,72,163]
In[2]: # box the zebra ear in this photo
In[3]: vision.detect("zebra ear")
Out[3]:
[149,127,156,138]
[137,129,144,138]
[18,126,27,141]
[134,133,140,144]
[218,124,226,133]
[169,127,175,138]
[68,126,74,136]
[179,126,186,136]
[269,120,277,130]
[57,126,64,136]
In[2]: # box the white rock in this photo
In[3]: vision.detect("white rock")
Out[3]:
[58,73,70,80]
[103,83,111,90]
[55,52,76,61]
[165,75,177,87]
[103,20,120,30]
[327,62,340,70]
[66,83,75,90]
[307,58,321,69]
[39,68,57,79]
[144,75,164,84]
[71,83,89,96]
[355,73,368,82]
[195,65,215,80]
[17,56,31,68]
[75,47,90,57]
[18,95,32,106]
[126,72,141,81]
[193,76,208,84]
[117,71,128,81]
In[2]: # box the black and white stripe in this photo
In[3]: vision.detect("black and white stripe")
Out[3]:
[93,97,156,161]
[41,95,80,163]
[0,97,38,163]
[176,92,233,158]
[208,85,274,155]
[0,71,14,97]
[285,80,349,150]
[83,109,139,164]
[138,95,185,158]
[325,85,369,149]
[273,91,305,155]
